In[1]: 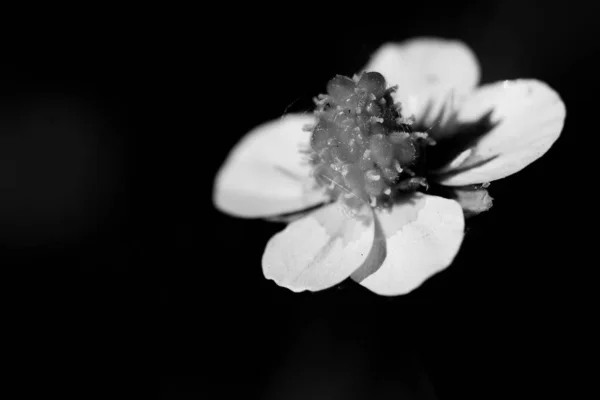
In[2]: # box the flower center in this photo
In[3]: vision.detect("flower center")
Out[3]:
[306,72,434,210]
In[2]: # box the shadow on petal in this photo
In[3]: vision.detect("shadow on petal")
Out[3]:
[265,201,330,224]
[350,215,387,282]
[416,104,499,174]
[433,155,499,183]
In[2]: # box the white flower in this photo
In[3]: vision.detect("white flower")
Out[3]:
[212,37,566,296]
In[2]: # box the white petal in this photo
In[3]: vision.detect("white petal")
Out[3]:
[354,194,464,296]
[262,202,375,292]
[363,37,480,126]
[440,80,566,186]
[213,114,328,218]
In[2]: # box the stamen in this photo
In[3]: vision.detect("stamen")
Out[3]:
[307,71,435,210]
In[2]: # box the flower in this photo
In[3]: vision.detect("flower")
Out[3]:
[212,37,566,296]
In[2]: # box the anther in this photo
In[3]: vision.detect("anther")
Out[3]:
[394,160,403,173]
[307,71,435,211]
[366,169,381,181]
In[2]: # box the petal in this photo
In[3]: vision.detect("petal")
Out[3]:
[362,37,480,126]
[213,114,329,218]
[439,80,566,186]
[353,194,464,296]
[262,202,375,292]
[453,186,494,218]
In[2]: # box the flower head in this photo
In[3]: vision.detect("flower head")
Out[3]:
[213,38,566,296]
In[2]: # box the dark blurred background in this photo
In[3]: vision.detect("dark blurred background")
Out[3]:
[1,1,594,399]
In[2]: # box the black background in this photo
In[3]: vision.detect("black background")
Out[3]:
[0,2,594,399]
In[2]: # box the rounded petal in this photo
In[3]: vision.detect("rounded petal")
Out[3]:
[363,37,480,126]
[262,202,375,292]
[213,114,329,218]
[440,80,566,186]
[354,194,464,296]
